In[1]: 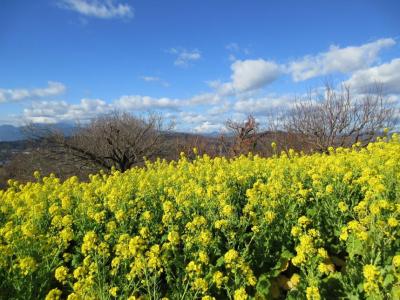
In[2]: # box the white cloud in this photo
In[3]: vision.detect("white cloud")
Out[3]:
[214,59,281,95]
[233,94,295,115]
[140,76,170,87]
[168,48,201,67]
[0,81,66,103]
[114,95,183,110]
[141,76,160,82]
[193,121,223,133]
[226,42,250,57]
[230,59,281,92]
[23,98,111,123]
[345,58,400,94]
[207,102,231,115]
[188,93,222,105]
[226,43,240,52]
[179,112,209,124]
[289,38,396,81]
[59,0,133,19]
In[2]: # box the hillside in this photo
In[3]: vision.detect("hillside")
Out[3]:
[0,136,399,299]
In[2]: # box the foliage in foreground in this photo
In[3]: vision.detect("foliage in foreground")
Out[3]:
[0,136,399,300]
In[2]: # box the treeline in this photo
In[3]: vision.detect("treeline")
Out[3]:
[0,84,397,188]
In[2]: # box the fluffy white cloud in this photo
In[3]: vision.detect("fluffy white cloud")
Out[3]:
[230,59,281,92]
[345,58,400,94]
[23,98,111,123]
[168,48,201,67]
[0,81,66,103]
[214,59,281,95]
[115,95,183,110]
[193,121,223,133]
[289,38,396,81]
[188,93,222,105]
[59,0,133,19]
[233,94,295,115]
[207,102,231,116]
[179,112,209,124]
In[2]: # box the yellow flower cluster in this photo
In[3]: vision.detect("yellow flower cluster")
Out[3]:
[0,135,399,299]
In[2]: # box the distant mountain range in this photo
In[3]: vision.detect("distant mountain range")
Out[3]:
[0,123,222,142]
[0,123,76,142]
[0,125,24,142]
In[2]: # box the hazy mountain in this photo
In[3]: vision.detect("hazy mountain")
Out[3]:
[0,125,24,142]
[0,123,76,142]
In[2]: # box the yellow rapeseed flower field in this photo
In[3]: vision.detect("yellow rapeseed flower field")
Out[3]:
[0,135,399,299]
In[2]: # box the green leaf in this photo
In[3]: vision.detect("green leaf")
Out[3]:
[392,286,400,300]
[383,273,395,287]
[346,236,364,258]
[256,274,271,298]
[307,208,317,217]
[216,256,224,267]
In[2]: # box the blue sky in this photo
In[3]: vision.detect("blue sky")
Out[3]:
[1,0,399,132]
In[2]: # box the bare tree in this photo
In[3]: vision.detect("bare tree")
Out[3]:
[225,115,261,155]
[282,84,396,152]
[29,112,172,172]
[171,133,223,159]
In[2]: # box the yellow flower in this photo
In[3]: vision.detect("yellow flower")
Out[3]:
[291,226,301,237]
[298,216,311,227]
[18,256,37,276]
[186,261,201,275]
[167,230,180,245]
[222,204,234,217]
[393,255,400,268]
[306,286,320,300]
[325,185,334,194]
[288,273,301,289]
[73,266,85,279]
[66,293,80,300]
[109,287,118,297]
[356,231,368,241]
[62,215,73,227]
[388,217,398,227]
[60,228,74,243]
[142,210,152,221]
[199,230,212,246]
[318,262,334,274]
[212,271,225,288]
[233,287,248,300]
[264,210,276,223]
[308,229,320,238]
[317,248,328,259]
[198,251,209,264]
[81,231,98,254]
[55,266,69,284]
[339,227,348,241]
[224,249,239,264]
[45,288,62,300]
[338,201,348,212]
[214,219,228,229]
[192,278,208,293]
[139,227,150,238]
[33,170,41,179]
[363,264,379,281]
[115,210,126,222]
[292,253,306,266]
